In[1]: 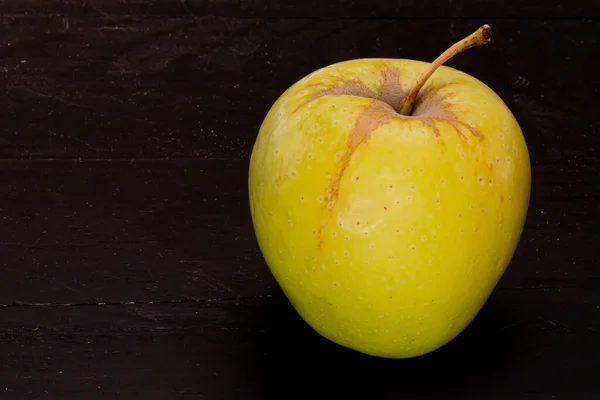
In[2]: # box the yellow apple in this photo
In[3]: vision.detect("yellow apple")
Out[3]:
[248,25,531,358]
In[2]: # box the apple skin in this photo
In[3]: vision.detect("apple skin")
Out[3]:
[248,58,531,358]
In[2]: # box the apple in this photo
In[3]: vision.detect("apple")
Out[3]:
[248,25,531,358]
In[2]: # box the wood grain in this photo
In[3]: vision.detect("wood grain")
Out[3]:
[0,1,598,398]
[0,160,274,304]
[1,159,598,305]
[0,289,598,398]
[2,0,599,18]
[0,17,597,165]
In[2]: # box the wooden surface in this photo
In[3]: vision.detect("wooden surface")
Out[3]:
[1,1,599,398]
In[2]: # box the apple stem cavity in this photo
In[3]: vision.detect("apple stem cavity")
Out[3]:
[398,24,492,116]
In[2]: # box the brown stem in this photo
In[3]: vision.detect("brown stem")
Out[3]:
[397,24,491,116]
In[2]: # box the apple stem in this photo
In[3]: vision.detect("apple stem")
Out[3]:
[397,24,492,116]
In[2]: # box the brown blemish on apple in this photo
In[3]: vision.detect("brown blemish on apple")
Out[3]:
[315,100,396,249]
[295,68,483,141]
[300,67,484,248]
[378,67,406,109]
[292,79,373,114]
[327,101,395,207]
[293,67,407,115]
[411,84,484,140]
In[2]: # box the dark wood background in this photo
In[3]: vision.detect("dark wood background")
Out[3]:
[1,0,598,398]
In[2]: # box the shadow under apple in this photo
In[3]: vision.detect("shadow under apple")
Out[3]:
[256,291,520,399]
